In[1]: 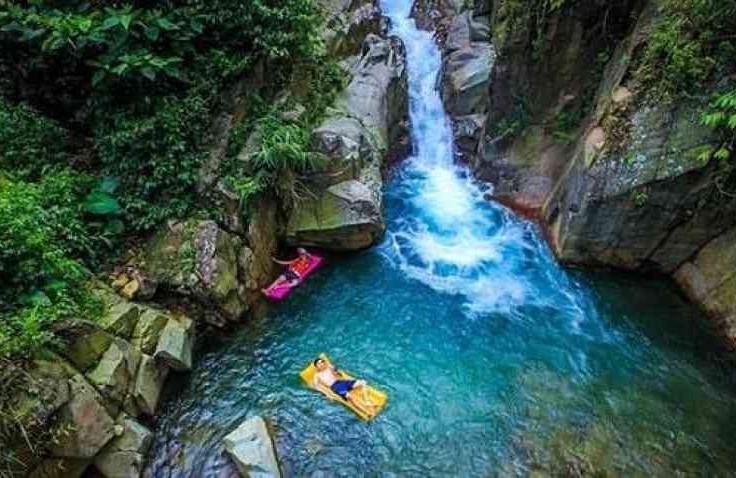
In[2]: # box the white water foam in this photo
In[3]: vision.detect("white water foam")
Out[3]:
[380,0,605,332]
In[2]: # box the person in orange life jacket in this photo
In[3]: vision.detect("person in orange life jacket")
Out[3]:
[263,247,313,290]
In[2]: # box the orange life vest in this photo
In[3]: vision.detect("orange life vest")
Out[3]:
[290,255,311,276]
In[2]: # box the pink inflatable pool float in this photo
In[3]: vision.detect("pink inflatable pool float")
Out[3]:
[262,254,323,300]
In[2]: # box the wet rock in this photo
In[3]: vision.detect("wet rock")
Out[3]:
[675,227,736,350]
[223,416,281,478]
[51,374,116,459]
[94,417,152,478]
[442,42,494,117]
[453,114,486,157]
[154,316,194,371]
[133,354,169,416]
[243,196,279,292]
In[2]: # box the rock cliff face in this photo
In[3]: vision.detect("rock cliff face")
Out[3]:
[6,289,194,478]
[285,32,408,249]
[423,0,736,348]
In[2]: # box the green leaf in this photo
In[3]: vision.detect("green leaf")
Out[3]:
[141,67,156,81]
[92,69,106,87]
[83,191,122,215]
[145,26,159,41]
[120,14,133,30]
[19,28,44,41]
[156,18,178,31]
[101,16,120,30]
[112,63,129,75]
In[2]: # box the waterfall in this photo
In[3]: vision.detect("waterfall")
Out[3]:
[380,0,593,325]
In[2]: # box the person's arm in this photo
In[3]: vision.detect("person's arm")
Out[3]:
[272,257,294,266]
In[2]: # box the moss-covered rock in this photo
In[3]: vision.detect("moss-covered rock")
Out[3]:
[287,33,407,250]
[99,301,141,340]
[140,220,248,324]
[130,309,169,355]
[59,322,115,373]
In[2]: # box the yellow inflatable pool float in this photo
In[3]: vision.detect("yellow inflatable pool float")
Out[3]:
[300,353,388,421]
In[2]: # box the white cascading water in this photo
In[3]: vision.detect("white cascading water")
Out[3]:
[381,0,596,328]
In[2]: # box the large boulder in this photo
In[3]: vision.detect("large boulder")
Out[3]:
[51,374,116,459]
[130,309,169,355]
[286,173,383,250]
[286,34,407,250]
[442,28,493,118]
[674,227,736,350]
[94,417,152,478]
[223,416,281,478]
[99,301,141,340]
[140,220,248,325]
[440,10,494,157]
[543,96,736,273]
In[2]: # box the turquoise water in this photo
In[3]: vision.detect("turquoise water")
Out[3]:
[144,1,736,476]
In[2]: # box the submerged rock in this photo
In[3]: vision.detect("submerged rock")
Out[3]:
[223,416,281,478]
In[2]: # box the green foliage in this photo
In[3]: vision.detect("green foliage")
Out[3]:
[631,190,649,208]
[0,0,333,360]
[250,114,325,175]
[637,0,736,99]
[700,89,736,163]
[0,171,102,359]
[93,92,211,230]
[0,1,323,90]
[0,101,70,179]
